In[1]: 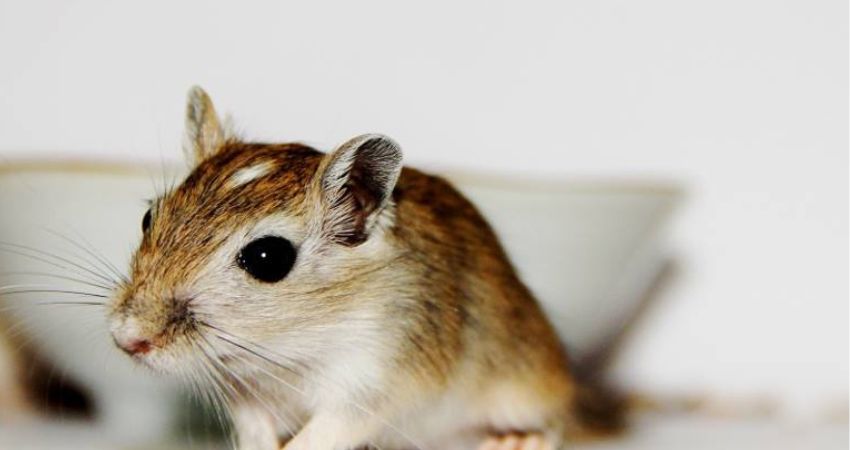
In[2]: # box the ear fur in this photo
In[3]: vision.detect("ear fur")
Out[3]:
[183,86,225,166]
[320,134,403,246]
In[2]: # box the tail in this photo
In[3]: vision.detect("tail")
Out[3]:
[569,378,628,438]
[561,332,631,440]
[563,332,632,439]
[564,261,677,439]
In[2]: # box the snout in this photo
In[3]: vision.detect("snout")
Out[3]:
[113,334,153,356]
[110,316,160,357]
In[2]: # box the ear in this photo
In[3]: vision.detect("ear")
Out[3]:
[182,86,225,166]
[320,134,403,246]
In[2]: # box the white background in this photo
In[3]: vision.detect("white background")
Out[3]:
[0,0,846,418]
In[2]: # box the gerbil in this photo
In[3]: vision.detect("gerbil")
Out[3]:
[108,87,623,450]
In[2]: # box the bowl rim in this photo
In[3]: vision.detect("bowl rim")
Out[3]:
[0,159,685,198]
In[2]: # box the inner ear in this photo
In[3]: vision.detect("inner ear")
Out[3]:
[183,86,225,166]
[321,134,403,246]
[340,158,388,244]
[347,146,394,212]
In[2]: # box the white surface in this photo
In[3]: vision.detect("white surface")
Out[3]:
[0,0,845,418]
[579,415,849,450]
[0,415,846,450]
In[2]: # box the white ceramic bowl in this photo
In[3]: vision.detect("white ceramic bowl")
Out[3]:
[451,174,680,355]
[0,162,679,445]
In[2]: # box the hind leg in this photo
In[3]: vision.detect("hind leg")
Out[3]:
[477,433,555,450]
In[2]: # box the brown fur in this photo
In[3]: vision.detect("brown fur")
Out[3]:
[112,143,322,339]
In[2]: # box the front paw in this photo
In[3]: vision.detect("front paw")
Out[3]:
[478,433,554,450]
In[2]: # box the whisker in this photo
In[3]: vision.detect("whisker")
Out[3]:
[46,228,129,285]
[0,242,117,288]
[0,286,108,298]
[197,334,302,438]
[207,331,302,383]
[205,337,307,442]
[0,246,111,289]
[227,351,303,439]
[35,301,105,307]
[0,270,114,291]
[182,345,237,449]
[192,340,241,403]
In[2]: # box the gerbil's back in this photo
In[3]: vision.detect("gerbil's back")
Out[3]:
[391,168,515,273]
[393,168,533,303]
[390,168,569,368]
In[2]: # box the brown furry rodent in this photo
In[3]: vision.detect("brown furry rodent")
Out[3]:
[107,87,623,450]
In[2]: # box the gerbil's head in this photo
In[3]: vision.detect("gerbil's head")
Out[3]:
[108,87,405,376]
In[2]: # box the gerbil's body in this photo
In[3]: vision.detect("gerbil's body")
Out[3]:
[108,88,620,450]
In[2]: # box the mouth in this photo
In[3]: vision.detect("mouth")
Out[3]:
[122,346,181,375]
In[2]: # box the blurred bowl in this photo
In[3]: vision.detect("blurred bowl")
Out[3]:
[0,162,183,445]
[0,161,679,444]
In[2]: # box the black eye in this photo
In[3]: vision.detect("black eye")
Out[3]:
[237,236,297,283]
[142,208,152,233]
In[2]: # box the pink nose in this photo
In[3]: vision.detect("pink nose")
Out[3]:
[114,336,153,356]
